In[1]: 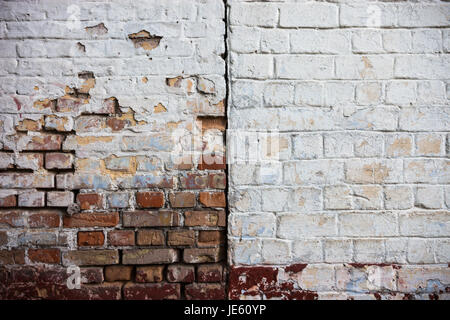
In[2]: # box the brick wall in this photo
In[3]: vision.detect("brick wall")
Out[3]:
[0,0,227,299]
[0,0,449,301]
[228,0,450,300]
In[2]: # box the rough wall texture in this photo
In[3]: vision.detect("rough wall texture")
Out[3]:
[0,0,449,301]
[0,0,227,299]
[227,0,450,300]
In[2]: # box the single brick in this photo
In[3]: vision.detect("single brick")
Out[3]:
[179,173,208,189]
[183,248,224,264]
[108,230,135,246]
[136,229,165,246]
[136,191,165,208]
[0,210,26,228]
[19,134,63,151]
[45,153,73,169]
[0,194,16,207]
[63,212,119,228]
[167,230,195,246]
[123,283,180,300]
[81,267,104,284]
[166,265,195,283]
[199,192,226,208]
[198,154,226,170]
[18,191,45,207]
[78,231,105,247]
[208,173,226,189]
[107,192,129,208]
[16,153,43,170]
[197,264,223,283]
[28,248,60,264]
[62,250,119,266]
[105,265,133,282]
[185,283,226,300]
[122,210,179,227]
[122,249,178,265]
[184,210,226,227]
[198,231,225,247]
[135,266,164,283]
[77,193,103,210]
[47,191,74,207]
[169,192,196,208]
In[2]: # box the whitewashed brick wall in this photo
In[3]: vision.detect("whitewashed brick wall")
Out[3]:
[227,0,450,299]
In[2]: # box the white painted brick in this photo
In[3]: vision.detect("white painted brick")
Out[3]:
[382,30,412,53]
[386,81,417,106]
[395,55,450,79]
[385,238,407,264]
[275,56,334,80]
[261,188,289,212]
[230,238,262,265]
[335,55,394,80]
[415,186,443,209]
[435,239,450,263]
[231,80,263,109]
[284,160,345,186]
[352,30,383,54]
[324,185,352,210]
[417,81,446,105]
[352,185,383,210]
[344,106,398,131]
[399,211,450,237]
[230,27,260,53]
[292,239,323,263]
[324,239,352,263]
[297,264,336,291]
[229,213,276,238]
[263,82,294,107]
[407,239,435,264]
[231,54,273,79]
[287,187,322,213]
[411,29,442,53]
[280,3,338,28]
[355,82,383,106]
[340,3,397,28]
[294,82,324,107]
[397,4,450,27]
[261,239,292,264]
[404,159,449,184]
[399,107,449,132]
[384,185,413,210]
[345,159,403,184]
[278,214,337,239]
[353,239,385,263]
[325,82,355,107]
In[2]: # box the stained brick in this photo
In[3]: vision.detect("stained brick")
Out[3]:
[108,230,135,246]
[63,212,119,228]
[166,265,195,283]
[62,250,119,266]
[123,283,180,300]
[199,192,226,208]
[28,249,60,264]
[78,231,105,247]
[135,266,164,283]
[45,153,73,169]
[136,230,165,246]
[184,210,226,227]
[169,192,196,208]
[136,191,165,208]
[77,193,103,210]
[122,210,178,227]
[197,264,223,283]
[105,266,133,282]
[167,230,195,246]
[122,249,178,265]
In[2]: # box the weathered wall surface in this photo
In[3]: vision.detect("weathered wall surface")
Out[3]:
[227,0,450,300]
[0,0,227,299]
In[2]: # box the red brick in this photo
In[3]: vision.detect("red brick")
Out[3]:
[78,231,105,246]
[56,97,83,112]
[28,210,61,228]
[166,265,195,283]
[135,266,164,283]
[0,231,7,246]
[208,173,226,189]
[136,191,164,208]
[63,212,119,228]
[77,193,103,210]
[0,194,17,207]
[198,230,225,247]
[45,153,73,169]
[28,249,60,264]
[169,192,196,208]
[122,249,178,265]
[198,154,226,170]
[63,250,119,266]
[123,283,180,300]
[167,230,195,246]
[18,191,45,207]
[0,210,26,228]
[108,230,135,246]
[185,283,226,300]
[123,210,178,227]
[197,264,223,283]
[20,133,63,151]
[81,267,104,284]
[183,248,224,264]
[199,192,226,208]
[105,266,133,282]
[180,173,208,189]
[136,230,165,246]
[0,249,25,265]
[184,210,226,227]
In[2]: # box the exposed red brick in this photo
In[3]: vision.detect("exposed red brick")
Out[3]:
[81,267,104,284]
[64,212,119,228]
[77,193,103,210]
[136,191,164,208]
[180,173,208,189]
[0,249,25,265]
[208,173,226,189]
[135,266,164,283]
[0,210,26,228]
[28,249,60,264]
[123,283,180,300]
[185,283,226,300]
[21,133,63,151]
[78,231,105,246]
[169,192,196,208]
[167,230,195,246]
[197,264,223,283]
[166,265,195,283]
[183,247,224,264]
[108,230,135,246]
[0,231,7,246]
[0,194,16,207]
[199,192,226,208]
[105,266,133,282]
